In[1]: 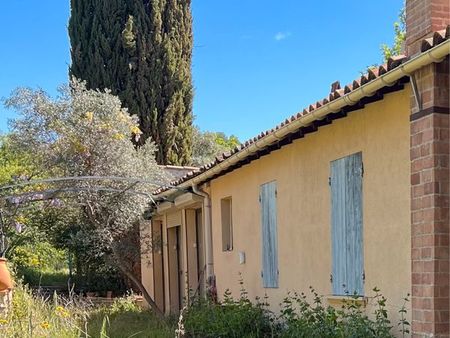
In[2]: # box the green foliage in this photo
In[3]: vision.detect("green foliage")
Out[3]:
[191,127,241,166]
[278,287,396,338]
[182,276,275,337]
[215,133,240,150]
[0,135,35,185]
[398,294,411,337]
[16,268,69,287]
[73,263,126,294]
[108,293,141,314]
[4,80,168,314]
[181,285,410,338]
[68,0,194,165]
[10,241,69,287]
[381,3,406,62]
[11,242,66,272]
[183,292,275,337]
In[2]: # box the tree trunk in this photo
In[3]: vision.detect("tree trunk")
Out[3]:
[112,252,165,320]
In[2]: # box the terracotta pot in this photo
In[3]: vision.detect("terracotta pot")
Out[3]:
[0,258,13,291]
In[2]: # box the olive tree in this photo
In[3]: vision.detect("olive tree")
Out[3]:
[4,79,167,317]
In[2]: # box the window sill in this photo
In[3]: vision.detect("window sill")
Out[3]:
[326,295,367,307]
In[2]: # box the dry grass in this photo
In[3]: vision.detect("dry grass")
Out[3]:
[0,283,174,338]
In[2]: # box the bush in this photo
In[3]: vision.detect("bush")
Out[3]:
[279,287,403,338]
[10,242,67,272]
[17,267,69,287]
[180,285,410,338]
[182,284,276,338]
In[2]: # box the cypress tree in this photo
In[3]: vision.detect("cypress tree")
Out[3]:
[69,0,193,165]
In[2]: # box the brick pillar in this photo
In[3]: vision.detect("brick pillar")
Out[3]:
[410,57,449,337]
[406,0,450,55]
[406,0,450,335]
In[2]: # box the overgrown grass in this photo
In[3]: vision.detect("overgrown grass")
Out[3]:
[1,282,174,338]
[0,283,87,337]
[87,295,174,338]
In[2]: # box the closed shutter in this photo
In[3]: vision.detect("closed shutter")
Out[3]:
[330,152,364,296]
[167,211,182,228]
[260,181,278,288]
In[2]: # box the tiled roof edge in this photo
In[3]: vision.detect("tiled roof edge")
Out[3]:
[154,26,450,196]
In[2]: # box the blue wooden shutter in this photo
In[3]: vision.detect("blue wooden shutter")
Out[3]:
[330,152,364,296]
[260,181,278,288]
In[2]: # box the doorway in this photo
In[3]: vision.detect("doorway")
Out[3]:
[185,208,204,300]
[167,225,183,313]
[152,220,165,313]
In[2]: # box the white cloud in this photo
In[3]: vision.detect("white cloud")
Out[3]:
[274,31,291,41]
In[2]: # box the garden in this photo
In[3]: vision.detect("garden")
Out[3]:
[0,276,410,337]
[0,83,410,337]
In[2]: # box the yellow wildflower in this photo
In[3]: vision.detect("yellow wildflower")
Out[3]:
[15,215,27,224]
[0,319,8,325]
[40,321,50,329]
[55,306,70,318]
[85,111,94,122]
[72,140,88,154]
[30,257,40,267]
[113,133,125,140]
[130,125,142,135]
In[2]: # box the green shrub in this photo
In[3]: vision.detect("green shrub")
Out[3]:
[183,286,276,338]
[16,267,69,287]
[279,287,396,338]
[181,285,410,338]
[10,242,67,272]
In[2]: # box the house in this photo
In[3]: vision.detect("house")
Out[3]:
[141,1,450,336]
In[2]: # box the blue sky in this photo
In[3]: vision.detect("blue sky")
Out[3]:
[0,1,402,141]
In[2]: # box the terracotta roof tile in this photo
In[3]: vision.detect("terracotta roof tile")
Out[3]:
[387,55,407,70]
[330,81,341,92]
[360,74,369,85]
[367,68,378,80]
[153,26,450,196]
[378,64,388,75]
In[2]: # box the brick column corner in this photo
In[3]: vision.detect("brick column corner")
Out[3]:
[410,56,450,337]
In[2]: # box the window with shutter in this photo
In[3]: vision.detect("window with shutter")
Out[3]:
[330,152,364,296]
[260,181,278,288]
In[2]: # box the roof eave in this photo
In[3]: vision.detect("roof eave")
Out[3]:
[155,39,450,200]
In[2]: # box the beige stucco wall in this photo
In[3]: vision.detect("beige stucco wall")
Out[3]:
[140,221,154,307]
[209,86,412,325]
